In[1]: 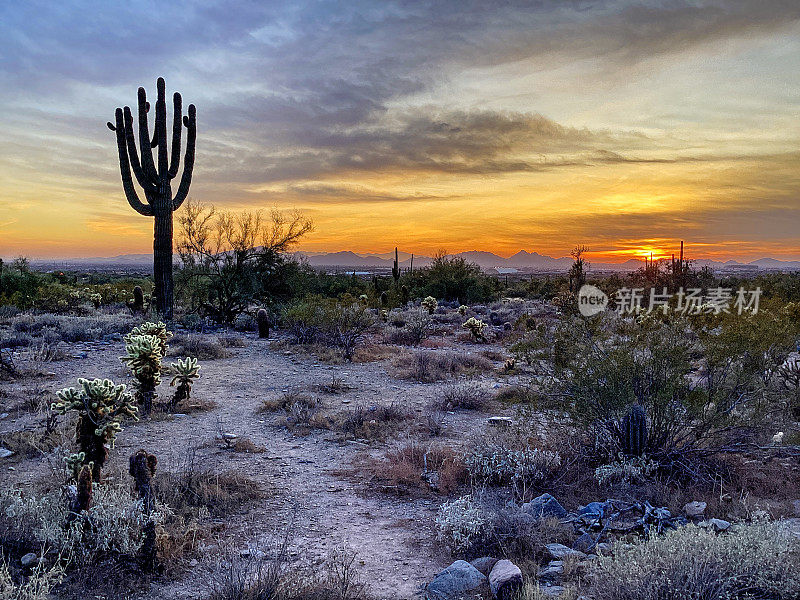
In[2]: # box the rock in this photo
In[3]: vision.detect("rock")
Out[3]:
[0,413,8,420]
[20,553,38,568]
[699,518,731,532]
[578,501,605,520]
[522,493,567,521]
[470,556,499,576]
[539,562,563,583]
[488,559,522,599]
[427,560,486,599]
[683,501,707,518]
[488,416,512,427]
[545,543,586,560]
[572,533,596,553]
[189,558,199,567]
[0,448,14,459]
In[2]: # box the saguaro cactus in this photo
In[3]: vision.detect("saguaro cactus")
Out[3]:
[107,77,196,320]
[392,247,401,285]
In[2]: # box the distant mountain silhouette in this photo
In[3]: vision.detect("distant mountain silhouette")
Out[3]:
[23,251,800,273]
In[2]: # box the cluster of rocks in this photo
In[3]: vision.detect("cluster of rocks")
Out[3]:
[426,557,523,600]
[425,492,742,599]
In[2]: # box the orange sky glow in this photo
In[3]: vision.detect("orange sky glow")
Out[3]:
[1,3,799,264]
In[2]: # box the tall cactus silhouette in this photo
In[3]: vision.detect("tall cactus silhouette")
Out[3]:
[107,77,196,319]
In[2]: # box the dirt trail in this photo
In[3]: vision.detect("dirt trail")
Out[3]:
[3,334,508,599]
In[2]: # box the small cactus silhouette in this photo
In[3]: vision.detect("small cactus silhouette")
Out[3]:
[392,247,401,285]
[127,285,147,314]
[257,308,270,338]
[621,404,648,456]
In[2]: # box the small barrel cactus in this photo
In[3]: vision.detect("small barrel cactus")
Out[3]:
[52,378,138,480]
[621,404,648,457]
[169,356,200,409]
[257,308,270,338]
[463,317,488,342]
[421,296,438,314]
[380,291,388,307]
[127,285,147,314]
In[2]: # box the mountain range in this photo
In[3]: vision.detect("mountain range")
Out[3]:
[23,250,800,273]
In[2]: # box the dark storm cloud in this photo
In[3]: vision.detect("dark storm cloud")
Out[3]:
[1,0,798,188]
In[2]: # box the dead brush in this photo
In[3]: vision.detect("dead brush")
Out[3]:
[315,374,352,395]
[366,441,467,495]
[392,350,493,382]
[154,448,264,518]
[440,381,490,410]
[336,403,410,441]
[169,334,232,359]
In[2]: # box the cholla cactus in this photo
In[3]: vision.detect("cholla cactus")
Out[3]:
[125,321,172,357]
[121,334,163,414]
[463,317,488,342]
[421,296,438,314]
[64,452,91,482]
[90,293,103,309]
[458,305,468,316]
[52,378,138,480]
[169,356,200,409]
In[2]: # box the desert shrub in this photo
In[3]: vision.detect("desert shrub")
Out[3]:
[0,482,165,566]
[404,254,498,303]
[392,351,492,382]
[400,307,433,345]
[543,311,800,473]
[205,543,369,600]
[436,490,573,559]
[217,334,246,348]
[0,332,33,348]
[587,520,800,600]
[284,296,374,360]
[170,334,232,359]
[440,381,490,410]
[465,434,561,492]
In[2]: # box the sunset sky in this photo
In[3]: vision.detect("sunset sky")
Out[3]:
[1,1,799,262]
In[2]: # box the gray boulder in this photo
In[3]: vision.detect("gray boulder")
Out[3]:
[572,532,596,553]
[488,559,522,599]
[427,560,487,599]
[522,493,567,521]
[683,501,706,518]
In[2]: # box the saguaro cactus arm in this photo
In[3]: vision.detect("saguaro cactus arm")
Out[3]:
[110,109,153,217]
[173,103,196,210]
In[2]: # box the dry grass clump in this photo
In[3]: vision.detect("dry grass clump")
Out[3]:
[440,381,491,410]
[169,334,233,359]
[391,350,492,382]
[216,334,247,348]
[260,389,327,432]
[335,403,410,441]
[364,441,467,496]
[205,542,370,600]
[154,450,263,518]
[314,374,352,395]
[493,385,536,404]
[587,520,800,600]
